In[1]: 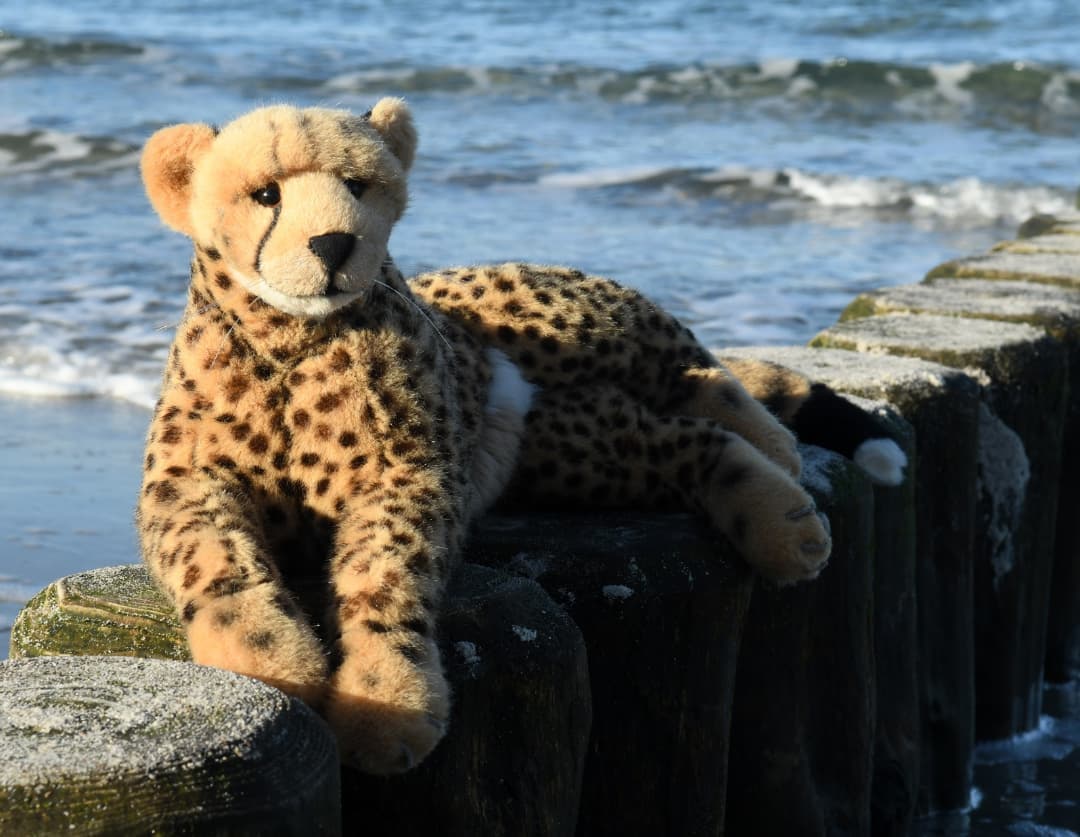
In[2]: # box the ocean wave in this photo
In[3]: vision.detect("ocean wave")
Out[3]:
[325,57,1080,125]
[6,23,1080,129]
[536,164,1075,227]
[0,284,170,409]
[975,714,1080,765]
[0,348,161,409]
[0,128,138,177]
[0,31,143,75]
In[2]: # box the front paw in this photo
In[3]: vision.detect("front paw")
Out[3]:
[186,588,329,707]
[325,634,450,774]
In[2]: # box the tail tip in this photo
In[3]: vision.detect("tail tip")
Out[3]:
[853,438,908,486]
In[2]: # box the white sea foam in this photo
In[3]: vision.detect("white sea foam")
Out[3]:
[786,75,817,97]
[1005,823,1079,837]
[537,165,676,190]
[909,177,1072,225]
[781,169,1072,225]
[783,168,907,209]
[323,67,412,91]
[535,163,1072,226]
[975,714,1080,765]
[0,309,165,408]
[0,128,137,177]
[319,54,1080,121]
[698,165,781,189]
[621,76,659,105]
[1041,71,1080,115]
[0,38,24,59]
[670,66,709,86]
[928,61,977,107]
[39,129,91,162]
[465,66,494,89]
[757,57,799,80]
[0,362,158,408]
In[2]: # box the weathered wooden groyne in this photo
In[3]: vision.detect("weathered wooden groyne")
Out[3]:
[4,210,1080,835]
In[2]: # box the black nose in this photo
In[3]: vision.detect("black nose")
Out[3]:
[308,233,355,274]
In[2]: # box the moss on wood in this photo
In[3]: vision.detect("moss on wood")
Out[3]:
[10,565,187,661]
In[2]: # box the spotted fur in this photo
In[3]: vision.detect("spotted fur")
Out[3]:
[137,99,865,775]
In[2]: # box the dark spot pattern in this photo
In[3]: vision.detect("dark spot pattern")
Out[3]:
[140,253,824,741]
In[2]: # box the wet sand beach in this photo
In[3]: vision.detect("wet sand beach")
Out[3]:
[0,395,148,654]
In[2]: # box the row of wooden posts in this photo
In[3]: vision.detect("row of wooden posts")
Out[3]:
[3,210,1080,835]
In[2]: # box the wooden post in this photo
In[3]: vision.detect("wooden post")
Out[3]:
[0,655,340,835]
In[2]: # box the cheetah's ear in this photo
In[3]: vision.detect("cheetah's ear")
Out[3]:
[366,97,417,172]
[141,123,217,237]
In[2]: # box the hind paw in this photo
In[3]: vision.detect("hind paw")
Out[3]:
[710,453,832,585]
[747,496,832,585]
[324,634,450,774]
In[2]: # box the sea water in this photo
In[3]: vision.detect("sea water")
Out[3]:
[3,1,1080,830]
[4,0,1080,407]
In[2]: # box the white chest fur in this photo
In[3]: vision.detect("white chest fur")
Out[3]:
[468,348,538,515]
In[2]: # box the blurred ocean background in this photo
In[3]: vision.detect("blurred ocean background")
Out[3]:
[3,2,1080,830]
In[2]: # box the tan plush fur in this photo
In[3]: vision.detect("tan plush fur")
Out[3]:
[715,357,813,425]
[138,100,830,774]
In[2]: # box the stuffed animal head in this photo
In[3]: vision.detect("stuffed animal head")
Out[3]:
[141,99,417,318]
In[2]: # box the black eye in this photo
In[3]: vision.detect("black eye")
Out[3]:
[251,183,281,207]
[344,179,367,200]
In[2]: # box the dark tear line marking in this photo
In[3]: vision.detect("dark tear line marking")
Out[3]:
[253,204,281,276]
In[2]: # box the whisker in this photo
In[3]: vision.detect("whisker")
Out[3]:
[371,279,454,354]
[155,304,217,333]
[208,320,238,370]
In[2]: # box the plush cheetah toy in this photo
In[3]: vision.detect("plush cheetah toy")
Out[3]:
[138,98,905,774]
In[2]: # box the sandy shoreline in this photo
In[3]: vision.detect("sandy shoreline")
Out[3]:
[0,394,149,656]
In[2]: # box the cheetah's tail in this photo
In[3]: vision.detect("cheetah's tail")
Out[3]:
[789,384,907,486]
